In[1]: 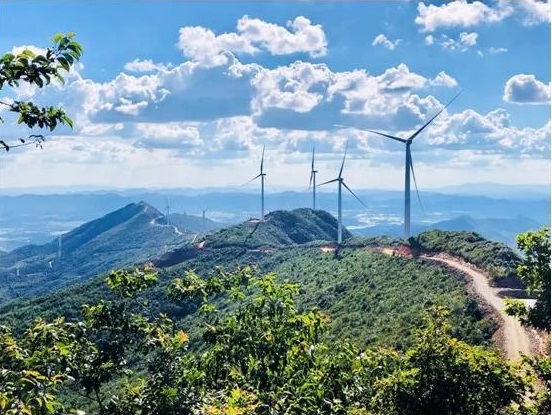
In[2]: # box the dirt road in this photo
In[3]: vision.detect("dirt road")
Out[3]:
[423,255,533,360]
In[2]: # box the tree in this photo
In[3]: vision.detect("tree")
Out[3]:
[0,33,83,152]
[506,227,550,332]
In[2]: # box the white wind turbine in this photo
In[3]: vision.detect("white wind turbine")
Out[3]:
[318,141,368,244]
[336,91,461,239]
[243,145,267,221]
[308,147,318,210]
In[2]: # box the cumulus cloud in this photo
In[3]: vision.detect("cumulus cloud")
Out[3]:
[440,32,479,52]
[415,1,513,32]
[424,35,434,45]
[177,15,327,67]
[124,59,170,73]
[415,0,549,31]
[503,74,550,104]
[372,34,401,50]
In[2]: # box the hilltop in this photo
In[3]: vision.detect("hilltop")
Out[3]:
[0,202,192,300]
[202,208,350,248]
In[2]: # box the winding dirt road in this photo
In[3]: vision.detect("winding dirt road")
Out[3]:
[422,255,534,360]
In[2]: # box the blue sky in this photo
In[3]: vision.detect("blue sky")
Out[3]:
[0,0,550,190]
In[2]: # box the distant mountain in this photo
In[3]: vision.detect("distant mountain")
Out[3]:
[0,202,192,300]
[353,215,544,246]
[431,183,550,199]
[203,208,350,249]
[165,213,221,233]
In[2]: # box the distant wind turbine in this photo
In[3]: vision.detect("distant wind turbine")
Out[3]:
[318,141,369,244]
[243,145,267,221]
[165,198,171,226]
[335,90,461,239]
[308,147,318,210]
[202,209,208,233]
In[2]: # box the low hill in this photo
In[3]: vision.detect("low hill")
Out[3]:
[354,214,543,247]
[165,212,221,233]
[202,208,349,248]
[0,202,192,301]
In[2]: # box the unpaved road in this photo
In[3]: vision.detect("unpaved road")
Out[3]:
[423,255,533,360]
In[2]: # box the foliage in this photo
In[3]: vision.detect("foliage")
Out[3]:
[505,227,550,332]
[0,266,534,415]
[202,209,351,248]
[0,33,83,152]
[371,306,528,415]
[417,230,522,284]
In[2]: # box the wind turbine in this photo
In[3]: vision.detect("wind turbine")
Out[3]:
[336,91,461,239]
[318,141,368,245]
[308,147,318,210]
[202,209,208,233]
[165,198,171,226]
[243,145,267,221]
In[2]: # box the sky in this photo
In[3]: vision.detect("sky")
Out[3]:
[0,0,550,191]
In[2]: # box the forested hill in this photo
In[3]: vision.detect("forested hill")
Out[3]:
[202,208,350,248]
[0,202,191,300]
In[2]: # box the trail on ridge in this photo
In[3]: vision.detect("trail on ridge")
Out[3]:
[422,254,534,360]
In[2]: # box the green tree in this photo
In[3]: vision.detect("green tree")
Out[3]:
[371,306,528,415]
[0,33,83,152]
[506,227,551,332]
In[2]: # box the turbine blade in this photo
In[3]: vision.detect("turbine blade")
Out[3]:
[409,149,425,214]
[317,178,339,187]
[260,145,265,173]
[407,90,462,142]
[338,140,349,178]
[240,173,262,187]
[342,181,369,210]
[311,146,315,171]
[366,129,407,143]
[308,171,314,189]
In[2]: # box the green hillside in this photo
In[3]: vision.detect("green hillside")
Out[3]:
[0,202,193,300]
[202,208,349,248]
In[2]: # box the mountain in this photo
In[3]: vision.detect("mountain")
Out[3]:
[1,190,549,250]
[165,212,221,233]
[202,208,350,248]
[354,214,543,246]
[0,202,192,300]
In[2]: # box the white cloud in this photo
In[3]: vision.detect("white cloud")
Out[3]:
[416,0,549,31]
[372,34,401,50]
[424,35,434,45]
[124,59,170,73]
[503,74,551,104]
[500,0,551,25]
[429,71,459,88]
[415,1,513,32]
[177,15,327,67]
[489,47,508,54]
[440,32,479,52]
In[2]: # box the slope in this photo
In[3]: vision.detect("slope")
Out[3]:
[1,216,495,352]
[0,202,191,300]
[202,208,350,248]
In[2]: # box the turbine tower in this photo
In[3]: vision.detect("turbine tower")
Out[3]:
[318,141,368,244]
[308,147,318,210]
[244,145,267,221]
[165,198,171,226]
[337,91,461,239]
[202,209,208,233]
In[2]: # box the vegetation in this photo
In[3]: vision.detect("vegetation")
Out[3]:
[202,209,350,248]
[0,202,191,300]
[1,244,493,352]
[0,33,82,151]
[0,267,538,415]
[505,227,550,332]
[416,229,522,284]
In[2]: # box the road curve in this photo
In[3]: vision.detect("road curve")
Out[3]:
[423,255,533,360]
